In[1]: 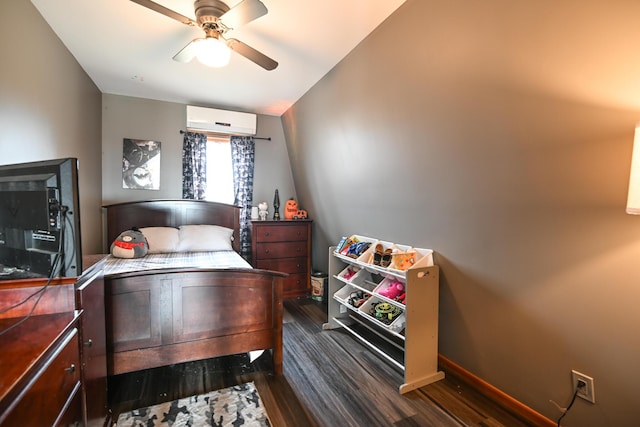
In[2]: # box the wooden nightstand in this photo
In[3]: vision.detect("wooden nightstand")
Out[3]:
[250,219,312,299]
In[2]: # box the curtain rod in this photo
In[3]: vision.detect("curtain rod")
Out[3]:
[179,130,271,141]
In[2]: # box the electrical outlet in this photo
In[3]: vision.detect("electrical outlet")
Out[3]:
[572,370,595,403]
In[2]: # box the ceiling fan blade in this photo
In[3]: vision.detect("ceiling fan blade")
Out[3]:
[226,38,277,70]
[130,0,196,26]
[220,0,268,29]
[173,39,201,63]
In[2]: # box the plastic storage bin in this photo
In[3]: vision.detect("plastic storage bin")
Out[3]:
[359,297,406,332]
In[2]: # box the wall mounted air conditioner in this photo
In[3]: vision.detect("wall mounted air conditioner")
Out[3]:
[186,105,257,136]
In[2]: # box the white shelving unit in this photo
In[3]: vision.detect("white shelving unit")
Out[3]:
[323,239,444,394]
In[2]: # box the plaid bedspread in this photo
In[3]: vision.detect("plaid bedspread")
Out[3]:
[103,251,251,277]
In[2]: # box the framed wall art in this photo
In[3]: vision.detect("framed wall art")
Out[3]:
[122,138,161,190]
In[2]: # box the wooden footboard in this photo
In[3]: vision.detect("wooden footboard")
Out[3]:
[105,268,285,376]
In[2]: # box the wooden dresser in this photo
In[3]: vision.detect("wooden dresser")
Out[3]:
[250,219,312,299]
[0,257,108,426]
[0,279,82,427]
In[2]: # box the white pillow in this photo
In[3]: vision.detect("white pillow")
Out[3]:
[139,227,180,254]
[177,225,234,252]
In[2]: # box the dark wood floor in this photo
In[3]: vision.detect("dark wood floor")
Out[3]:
[109,298,537,427]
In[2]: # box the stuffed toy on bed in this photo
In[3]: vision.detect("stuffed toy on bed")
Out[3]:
[110,227,149,259]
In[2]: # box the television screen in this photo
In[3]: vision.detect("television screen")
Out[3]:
[0,158,82,279]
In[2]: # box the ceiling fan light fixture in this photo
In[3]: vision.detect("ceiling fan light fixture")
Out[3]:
[195,37,231,67]
[133,0,277,70]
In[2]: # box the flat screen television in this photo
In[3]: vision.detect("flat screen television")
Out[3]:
[0,158,82,279]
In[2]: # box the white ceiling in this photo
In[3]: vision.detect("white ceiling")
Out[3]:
[30,0,406,116]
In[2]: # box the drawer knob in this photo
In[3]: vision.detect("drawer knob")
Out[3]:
[265,249,270,254]
[84,339,93,347]
[265,232,270,237]
[65,364,76,374]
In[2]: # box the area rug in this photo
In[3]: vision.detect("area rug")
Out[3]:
[116,382,270,427]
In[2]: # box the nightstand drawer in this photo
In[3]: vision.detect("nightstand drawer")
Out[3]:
[255,257,308,274]
[255,224,308,242]
[255,241,308,259]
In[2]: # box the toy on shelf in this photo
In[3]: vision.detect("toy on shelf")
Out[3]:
[342,267,359,281]
[391,250,416,270]
[369,302,403,325]
[348,290,370,308]
[378,280,404,299]
[336,236,371,258]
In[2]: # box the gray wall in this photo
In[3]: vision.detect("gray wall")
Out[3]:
[0,0,103,256]
[102,94,296,212]
[282,0,640,425]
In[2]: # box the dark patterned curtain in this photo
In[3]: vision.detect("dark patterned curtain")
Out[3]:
[182,131,207,199]
[231,136,255,259]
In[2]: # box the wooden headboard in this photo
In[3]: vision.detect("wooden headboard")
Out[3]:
[103,200,242,253]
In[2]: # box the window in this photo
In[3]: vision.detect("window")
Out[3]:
[204,135,234,204]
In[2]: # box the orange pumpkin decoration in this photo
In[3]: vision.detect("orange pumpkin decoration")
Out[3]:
[294,209,308,219]
[284,199,298,220]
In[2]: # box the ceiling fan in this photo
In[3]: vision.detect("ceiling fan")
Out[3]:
[130,0,278,70]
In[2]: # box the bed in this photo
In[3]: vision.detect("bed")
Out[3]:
[102,199,286,377]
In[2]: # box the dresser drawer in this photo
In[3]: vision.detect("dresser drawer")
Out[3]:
[255,241,308,259]
[255,257,308,274]
[254,224,308,242]
[55,383,82,427]
[2,329,81,426]
[284,273,309,294]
